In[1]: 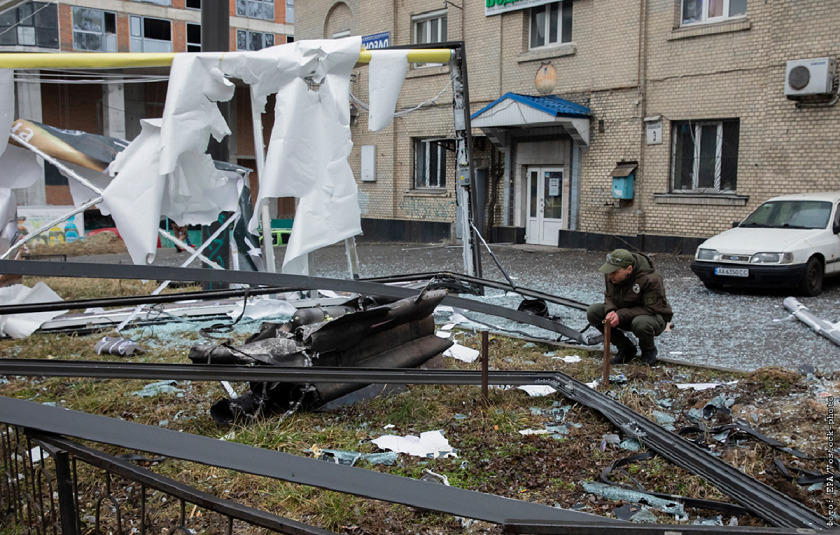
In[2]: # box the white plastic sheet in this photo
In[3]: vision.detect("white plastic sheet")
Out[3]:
[368,50,409,132]
[0,282,67,338]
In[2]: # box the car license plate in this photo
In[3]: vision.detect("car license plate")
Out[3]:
[715,267,749,277]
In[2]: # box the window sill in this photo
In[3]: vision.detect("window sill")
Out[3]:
[404,189,451,197]
[517,43,576,64]
[668,18,751,41]
[653,193,749,206]
[407,64,450,79]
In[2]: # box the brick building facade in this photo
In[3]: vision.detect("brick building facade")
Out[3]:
[295,0,840,252]
[1,0,292,210]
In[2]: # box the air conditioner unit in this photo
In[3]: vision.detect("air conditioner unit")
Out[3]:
[785,57,836,97]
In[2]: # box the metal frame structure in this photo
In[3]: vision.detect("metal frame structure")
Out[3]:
[0,44,482,279]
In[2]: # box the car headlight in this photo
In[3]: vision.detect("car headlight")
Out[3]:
[696,248,720,261]
[750,252,794,264]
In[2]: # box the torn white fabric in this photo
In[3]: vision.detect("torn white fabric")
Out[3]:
[0,69,12,157]
[0,283,67,338]
[254,38,362,274]
[103,39,368,268]
[64,163,111,206]
[105,118,240,264]
[0,145,40,251]
[159,55,233,176]
[104,119,168,264]
[368,50,409,132]
[0,144,40,190]
[443,342,480,363]
[372,430,457,458]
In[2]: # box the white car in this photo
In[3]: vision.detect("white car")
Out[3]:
[690,192,840,296]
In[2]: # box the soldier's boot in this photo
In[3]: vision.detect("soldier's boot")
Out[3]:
[640,345,659,367]
[609,329,638,365]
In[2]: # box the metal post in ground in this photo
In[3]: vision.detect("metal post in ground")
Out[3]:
[54,450,79,535]
[602,321,611,389]
[481,331,489,405]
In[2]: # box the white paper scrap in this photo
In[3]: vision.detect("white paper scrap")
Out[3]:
[372,430,457,458]
[675,381,739,391]
[519,428,550,436]
[518,385,557,397]
[435,330,452,339]
[553,355,582,363]
[443,342,480,363]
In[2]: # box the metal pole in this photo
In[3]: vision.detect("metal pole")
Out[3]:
[450,43,482,278]
[602,321,611,388]
[54,450,79,535]
[481,330,489,404]
[201,2,231,288]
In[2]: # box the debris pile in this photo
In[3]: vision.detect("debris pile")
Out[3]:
[189,290,452,424]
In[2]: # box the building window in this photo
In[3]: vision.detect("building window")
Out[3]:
[286,0,294,23]
[530,1,572,49]
[130,16,172,52]
[236,29,275,51]
[413,9,447,45]
[236,0,275,21]
[681,0,746,26]
[186,0,201,9]
[72,8,116,52]
[671,119,739,193]
[187,23,201,52]
[0,1,58,49]
[414,138,448,189]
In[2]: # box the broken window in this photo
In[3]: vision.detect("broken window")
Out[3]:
[236,0,275,21]
[72,7,116,52]
[129,16,172,53]
[236,30,275,51]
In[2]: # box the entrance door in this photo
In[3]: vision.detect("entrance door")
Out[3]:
[526,167,566,246]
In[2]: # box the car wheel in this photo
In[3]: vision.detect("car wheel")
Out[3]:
[703,281,723,291]
[798,257,823,297]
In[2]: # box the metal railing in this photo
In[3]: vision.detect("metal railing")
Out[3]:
[0,424,334,535]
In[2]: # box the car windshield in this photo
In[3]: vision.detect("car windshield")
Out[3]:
[739,200,832,229]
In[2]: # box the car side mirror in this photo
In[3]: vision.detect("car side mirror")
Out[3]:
[732,221,740,228]
[834,222,840,234]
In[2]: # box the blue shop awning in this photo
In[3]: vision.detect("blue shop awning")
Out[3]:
[471,92,591,146]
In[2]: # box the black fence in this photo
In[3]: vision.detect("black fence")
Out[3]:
[0,424,333,535]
